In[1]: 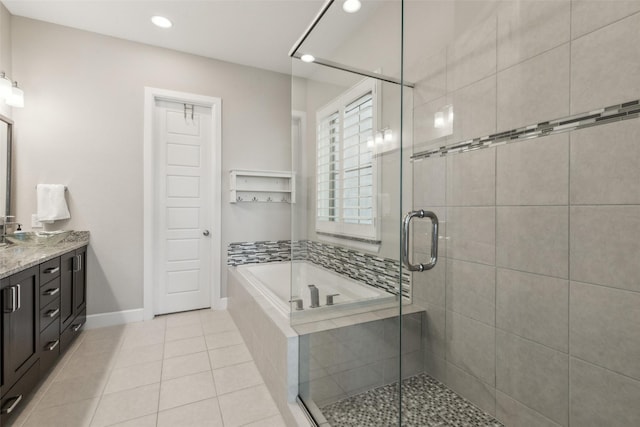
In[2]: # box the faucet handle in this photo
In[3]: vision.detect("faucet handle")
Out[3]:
[326,294,340,306]
[289,298,304,311]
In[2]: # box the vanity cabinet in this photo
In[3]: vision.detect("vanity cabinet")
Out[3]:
[1,266,40,395]
[60,247,86,352]
[0,245,87,423]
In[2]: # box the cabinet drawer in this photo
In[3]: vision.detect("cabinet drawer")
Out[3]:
[40,277,61,308]
[60,309,86,353]
[0,360,39,424]
[40,318,61,376]
[39,258,61,284]
[39,299,61,332]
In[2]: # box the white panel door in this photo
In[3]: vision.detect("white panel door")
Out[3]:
[154,100,212,315]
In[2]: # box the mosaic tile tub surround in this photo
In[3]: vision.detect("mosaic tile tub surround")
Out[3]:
[227,240,411,298]
[227,240,293,266]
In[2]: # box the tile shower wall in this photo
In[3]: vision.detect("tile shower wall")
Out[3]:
[411,3,640,427]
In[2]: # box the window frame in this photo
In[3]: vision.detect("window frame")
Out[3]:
[315,78,381,242]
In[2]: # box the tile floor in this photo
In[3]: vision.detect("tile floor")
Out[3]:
[321,373,503,427]
[7,309,289,427]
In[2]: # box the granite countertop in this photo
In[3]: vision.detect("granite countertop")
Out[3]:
[0,231,90,279]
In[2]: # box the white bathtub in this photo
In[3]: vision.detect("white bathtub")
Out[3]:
[235,261,395,320]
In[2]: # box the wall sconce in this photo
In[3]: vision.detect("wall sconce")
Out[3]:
[368,128,393,149]
[0,72,24,108]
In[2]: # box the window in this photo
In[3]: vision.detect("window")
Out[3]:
[316,78,379,241]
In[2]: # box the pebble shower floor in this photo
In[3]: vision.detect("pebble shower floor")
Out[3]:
[321,373,504,427]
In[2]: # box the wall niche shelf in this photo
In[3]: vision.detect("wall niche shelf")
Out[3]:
[229,170,295,203]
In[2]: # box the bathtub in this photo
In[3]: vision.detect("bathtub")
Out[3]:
[228,261,418,426]
[236,261,396,320]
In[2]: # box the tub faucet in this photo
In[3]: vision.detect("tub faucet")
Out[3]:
[308,284,320,308]
[289,298,303,311]
[326,294,339,306]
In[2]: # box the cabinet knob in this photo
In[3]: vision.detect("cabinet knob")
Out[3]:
[203,230,210,236]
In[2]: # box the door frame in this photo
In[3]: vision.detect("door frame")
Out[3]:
[143,87,222,321]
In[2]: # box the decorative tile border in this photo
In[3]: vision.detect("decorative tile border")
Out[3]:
[412,99,640,160]
[303,240,411,299]
[227,239,411,298]
[227,240,292,266]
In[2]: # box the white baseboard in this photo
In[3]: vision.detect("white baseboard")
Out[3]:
[85,308,145,329]
[86,302,229,330]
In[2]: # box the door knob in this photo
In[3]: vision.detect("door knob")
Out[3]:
[203,230,210,236]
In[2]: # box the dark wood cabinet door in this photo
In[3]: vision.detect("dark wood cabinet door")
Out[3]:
[60,251,75,331]
[74,247,87,313]
[2,266,39,392]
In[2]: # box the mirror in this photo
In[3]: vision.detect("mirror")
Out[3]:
[0,113,12,218]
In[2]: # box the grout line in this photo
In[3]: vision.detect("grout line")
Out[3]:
[571,8,640,41]
[569,354,640,385]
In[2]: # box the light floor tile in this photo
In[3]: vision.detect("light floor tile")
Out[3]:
[209,343,253,369]
[218,384,280,427]
[106,414,157,427]
[81,325,127,343]
[200,309,234,322]
[121,328,166,349]
[164,336,207,359]
[213,361,264,395]
[162,351,211,380]
[38,373,108,408]
[113,343,164,369]
[21,398,100,427]
[157,397,223,427]
[165,311,203,329]
[104,360,162,394]
[72,336,123,357]
[5,310,287,427]
[159,371,217,411]
[165,323,205,342]
[242,414,288,427]
[205,330,244,350]
[54,352,115,382]
[90,383,160,427]
[202,317,238,335]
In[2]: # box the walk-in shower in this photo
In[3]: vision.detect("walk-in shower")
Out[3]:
[290,0,640,425]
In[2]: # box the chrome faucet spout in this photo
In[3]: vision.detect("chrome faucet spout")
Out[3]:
[308,284,320,308]
[289,298,303,311]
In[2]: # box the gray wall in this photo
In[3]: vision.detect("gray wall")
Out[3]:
[0,2,11,118]
[9,16,291,315]
[411,2,640,426]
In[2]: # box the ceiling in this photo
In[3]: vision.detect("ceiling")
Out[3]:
[2,0,328,75]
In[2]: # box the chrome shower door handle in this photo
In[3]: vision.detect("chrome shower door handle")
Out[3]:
[402,209,439,272]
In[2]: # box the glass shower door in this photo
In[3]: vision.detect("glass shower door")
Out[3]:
[404,0,640,426]
[289,1,410,425]
[293,0,640,425]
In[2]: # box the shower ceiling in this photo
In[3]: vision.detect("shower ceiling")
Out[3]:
[2,0,327,74]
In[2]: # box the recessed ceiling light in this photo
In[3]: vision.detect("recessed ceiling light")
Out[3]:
[300,54,315,63]
[151,15,172,29]
[343,0,361,13]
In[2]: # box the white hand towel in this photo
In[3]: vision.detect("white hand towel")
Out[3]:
[37,184,70,223]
